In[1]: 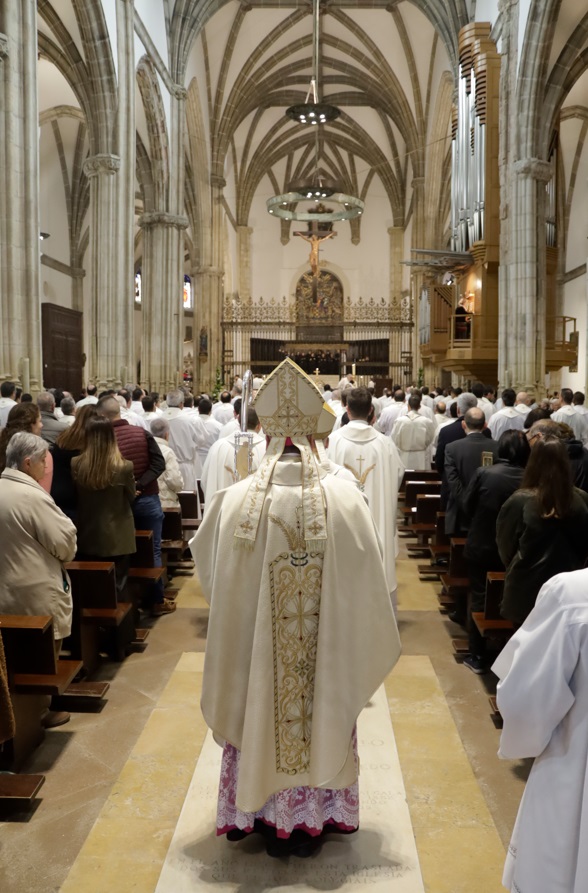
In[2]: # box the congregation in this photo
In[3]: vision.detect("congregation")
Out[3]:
[1,367,588,890]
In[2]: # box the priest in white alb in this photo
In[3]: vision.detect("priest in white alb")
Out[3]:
[162,389,202,488]
[200,407,266,501]
[390,393,436,470]
[493,568,588,893]
[326,387,404,607]
[191,359,400,857]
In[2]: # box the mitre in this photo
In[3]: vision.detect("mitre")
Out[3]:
[253,357,327,437]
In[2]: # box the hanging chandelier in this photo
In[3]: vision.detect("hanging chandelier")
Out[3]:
[285,0,340,125]
[268,0,363,224]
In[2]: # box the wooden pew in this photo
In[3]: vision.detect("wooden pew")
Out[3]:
[439,537,469,613]
[66,561,139,666]
[161,508,194,575]
[406,494,442,550]
[399,468,441,498]
[401,480,442,526]
[472,571,514,640]
[418,512,450,578]
[0,616,82,772]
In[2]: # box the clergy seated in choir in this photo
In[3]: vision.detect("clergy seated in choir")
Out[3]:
[201,407,265,502]
[493,568,588,893]
[326,386,404,608]
[487,389,525,440]
[390,393,436,470]
[150,418,184,509]
[162,389,202,487]
[192,397,222,467]
[191,359,400,857]
[496,437,588,627]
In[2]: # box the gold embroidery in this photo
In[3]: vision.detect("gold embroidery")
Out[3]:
[269,511,323,775]
[343,454,376,491]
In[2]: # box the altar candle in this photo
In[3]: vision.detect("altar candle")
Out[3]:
[352,363,356,376]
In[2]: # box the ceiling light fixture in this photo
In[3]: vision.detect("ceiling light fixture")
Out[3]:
[285,0,340,125]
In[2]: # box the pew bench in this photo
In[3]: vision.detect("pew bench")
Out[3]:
[0,615,82,772]
[399,468,441,499]
[438,537,468,613]
[161,508,194,575]
[400,480,442,527]
[406,494,442,550]
[472,571,514,641]
[418,512,450,578]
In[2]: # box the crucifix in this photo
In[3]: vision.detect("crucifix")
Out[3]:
[293,229,336,279]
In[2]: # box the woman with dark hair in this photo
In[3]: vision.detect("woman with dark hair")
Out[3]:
[461,429,531,672]
[497,438,588,626]
[50,404,101,520]
[0,403,52,492]
[71,418,136,590]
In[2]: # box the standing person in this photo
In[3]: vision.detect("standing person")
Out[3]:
[0,403,53,493]
[72,418,136,593]
[149,418,184,509]
[377,389,406,436]
[488,389,525,440]
[211,391,234,425]
[192,358,400,857]
[201,408,265,501]
[98,395,173,615]
[75,385,98,408]
[326,386,404,609]
[497,437,588,626]
[551,387,588,446]
[51,404,100,520]
[192,397,222,468]
[37,392,69,445]
[162,389,202,486]
[390,393,436,470]
[492,568,588,893]
[460,430,530,672]
[0,432,77,728]
[444,407,499,537]
[0,381,17,427]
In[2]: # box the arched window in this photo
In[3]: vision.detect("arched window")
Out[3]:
[183,275,193,310]
[135,270,142,304]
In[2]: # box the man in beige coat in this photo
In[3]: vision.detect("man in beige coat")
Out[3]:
[0,432,77,640]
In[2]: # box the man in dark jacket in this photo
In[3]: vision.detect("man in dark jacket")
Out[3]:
[98,396,173,615]
[444,407,499,537]
[435,391,478,508]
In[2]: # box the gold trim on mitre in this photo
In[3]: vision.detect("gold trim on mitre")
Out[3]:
[234,359,328,551]
[253,357,325,438]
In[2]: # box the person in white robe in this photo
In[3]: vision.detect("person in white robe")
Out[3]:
[192,358,400,857]
[161,389,202,487]
[181,394,199,419]
[488,389,526,440]
[390,394,436,470]
[201,408,266,501]
[212,392,235,425]
[493,569,588,893]
[377,390,406,435]
[75,386,99,409]
[432,401,453,449]
[573,391,588,415]
[191,398,222,466]
[551,388,588,446]
[514,391,532,419]
[326,387,404,604]
[420,387,434,410]
[150,417,184,508]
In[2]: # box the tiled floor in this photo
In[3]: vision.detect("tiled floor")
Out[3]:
[0,547,528,893]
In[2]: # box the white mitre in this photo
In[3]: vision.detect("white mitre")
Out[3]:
[234,358,335,551]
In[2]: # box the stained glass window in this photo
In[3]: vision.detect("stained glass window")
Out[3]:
[134,270,142,304]
[183,275,192,309]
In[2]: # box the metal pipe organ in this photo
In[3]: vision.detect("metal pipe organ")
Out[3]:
[452,58,486,252]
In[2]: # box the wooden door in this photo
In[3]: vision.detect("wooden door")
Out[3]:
[41,304,83,396]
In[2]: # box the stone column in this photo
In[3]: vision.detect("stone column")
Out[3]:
[114,0,136,382]
[237,224,253,301]
[410,178,426,382]
[388,225,404,378]
[83,154,129,389]
[500,158,552,396]
[139,211,188,396]
[194,175,225,392]
[0,3,43,392]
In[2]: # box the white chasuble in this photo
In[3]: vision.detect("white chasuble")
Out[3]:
[161,407,202,488]
[192,455,400,813]
[390,410,436,470]
[493,569,588,893]
[326,420,404,595]
[200,433,266,500]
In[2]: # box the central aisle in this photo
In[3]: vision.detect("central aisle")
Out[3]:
[155,685,425,892]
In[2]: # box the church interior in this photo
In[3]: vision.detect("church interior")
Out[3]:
[1,0,588,890]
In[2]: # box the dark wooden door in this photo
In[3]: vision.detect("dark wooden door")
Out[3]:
[41,303,83,396]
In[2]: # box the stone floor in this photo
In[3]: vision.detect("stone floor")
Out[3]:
[0,544,529,893]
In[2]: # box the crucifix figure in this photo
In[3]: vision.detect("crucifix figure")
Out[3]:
[294,230,336,279]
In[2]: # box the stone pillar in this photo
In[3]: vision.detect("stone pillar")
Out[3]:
[114,0,136,382]
[500,158,552,396]
[388,225,404,378]
[83,153,129,389]
[139,212,188,396]
[410,178,426,383]
[237,224,253,301]
[0,4,43,392]
[194,175,225,392]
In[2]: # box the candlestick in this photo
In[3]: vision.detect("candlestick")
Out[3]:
[314,368,320,377]
[351,363,356,376]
